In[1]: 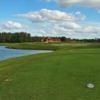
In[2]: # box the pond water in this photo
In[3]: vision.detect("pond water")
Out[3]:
[0,46,52,61]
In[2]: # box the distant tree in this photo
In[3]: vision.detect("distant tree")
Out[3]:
[0,32,31,43]
[31,36,42,42]
[60,36,66,42]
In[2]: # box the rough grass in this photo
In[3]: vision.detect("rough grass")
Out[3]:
[0,43,100,100]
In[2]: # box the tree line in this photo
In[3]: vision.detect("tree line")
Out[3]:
[76,38,100,43]
[0,33,68,43]
[0,32,100,43]
[0,32,31,43]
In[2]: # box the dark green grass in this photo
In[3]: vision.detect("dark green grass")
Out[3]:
[0,42,60,50]
[0,43,100,100]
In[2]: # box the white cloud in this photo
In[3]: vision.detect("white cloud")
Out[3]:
[46,0,51,2]
[38,0,53,2]
[97,9,100,13]
[75,11,86,21]
[0,21,29,33]
[55,0,100,9]
[54,22,81,29]
[16,9,86,23]
[1,21,27,29]
[33,22,100,39]
[0,20,99,39]
[84,25,100,33]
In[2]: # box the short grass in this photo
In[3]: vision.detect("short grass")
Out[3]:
[0,43,100,100]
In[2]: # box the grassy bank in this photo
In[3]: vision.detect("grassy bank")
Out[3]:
[0,42,100,100]
[0,43,60,50]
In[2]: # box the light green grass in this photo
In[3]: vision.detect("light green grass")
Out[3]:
[0,43,100,100]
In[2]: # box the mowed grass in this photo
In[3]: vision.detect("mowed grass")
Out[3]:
[0,43,100,100]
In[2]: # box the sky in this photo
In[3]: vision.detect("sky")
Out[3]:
[0,0,100,39]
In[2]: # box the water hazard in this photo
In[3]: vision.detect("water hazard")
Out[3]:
[0,46,52,61]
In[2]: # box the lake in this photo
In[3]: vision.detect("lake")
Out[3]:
[0,46,52,61]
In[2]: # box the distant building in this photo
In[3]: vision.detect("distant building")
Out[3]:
[41,37,61,43]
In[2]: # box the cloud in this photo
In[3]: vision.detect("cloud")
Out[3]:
[84,25,100,33]
[55,0,100,9]
[1,21,27,29]
[15,9,99,39]
[0,21,29,33]
[97,9,100,13]
[16,9,86,23]
[34,22,100,39]
[0,20,99,39]
[54,22,81,29]
[46,0,51,2]
[38,0,53,2]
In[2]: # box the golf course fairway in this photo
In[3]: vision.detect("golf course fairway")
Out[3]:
[0,43,100,100]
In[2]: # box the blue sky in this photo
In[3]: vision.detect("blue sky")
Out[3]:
[0,0,100,39]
